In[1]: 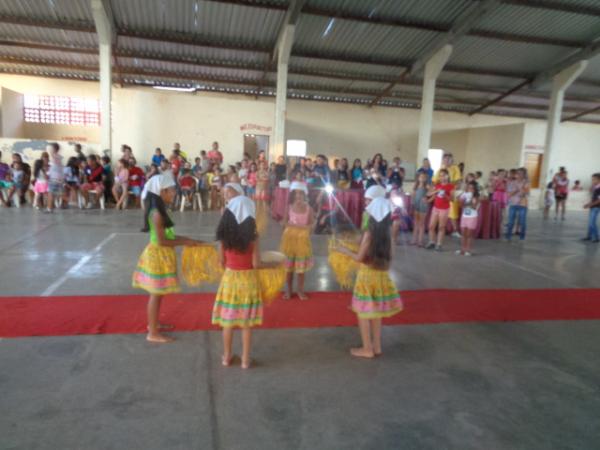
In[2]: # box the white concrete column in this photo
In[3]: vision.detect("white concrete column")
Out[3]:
[91,0,114,157]
[416,45,453,164]
[539,60,588,191]
[98,43,112,155]
[271,25,295,160]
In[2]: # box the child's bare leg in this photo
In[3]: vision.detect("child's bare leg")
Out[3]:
[241,327,252,369]
[428,216,438,243]
[284,272,293,299]
[392,220,400,244]
[418,214,426,244]
[371,319,382,355]
[351,317,375,358]
[410,215,418,244]
[460,229,467,253]
[147,295,173,343]
[112,186,120,205]
[222,327,233,366]
[297,273,307,299]
[437,217,448,246]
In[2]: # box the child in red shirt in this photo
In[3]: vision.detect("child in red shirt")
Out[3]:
[178,169,196,207]
[426,169,454,251]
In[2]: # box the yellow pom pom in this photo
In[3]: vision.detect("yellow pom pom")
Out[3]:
[258,251,286,304]
[328,235,360,290]
[255,200,269,235]
[181,245,223,287]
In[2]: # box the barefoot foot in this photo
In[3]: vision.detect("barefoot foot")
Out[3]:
[222,354,233,367]
[241,358,251,369]
[297,292,308,301]
[350,347,375,358]
[282,292,292,300]
[146,333,174,343]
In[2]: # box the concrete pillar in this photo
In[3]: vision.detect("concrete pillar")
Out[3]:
[271,25,295,160]
[99,43,112,156]
[416,45,453,165]
[539,60,587,192]
[91,0,114,157]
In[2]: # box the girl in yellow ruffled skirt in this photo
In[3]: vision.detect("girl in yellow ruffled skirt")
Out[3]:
[132,175,205,343]
[280,182,314,300]
[212,195,278,369]
[335,196,403,358]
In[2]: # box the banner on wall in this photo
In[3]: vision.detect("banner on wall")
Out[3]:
[239,123,272,133]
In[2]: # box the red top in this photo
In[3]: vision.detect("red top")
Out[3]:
[179,175,195,189]
[129,166,145,187]
[433,183,454,209]
[224,243,254,270]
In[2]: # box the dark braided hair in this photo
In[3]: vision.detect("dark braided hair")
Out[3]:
[141,192,174,232]
[216,209,257,252]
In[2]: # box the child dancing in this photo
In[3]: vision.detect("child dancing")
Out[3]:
[280,182,314,300]
[336,197,403,358]
[132,175,204,343]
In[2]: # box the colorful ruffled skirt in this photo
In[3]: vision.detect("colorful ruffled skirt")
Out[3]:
[280,226,313,273]
[212,269,263,328]
[351,265,403,319]
[132,244,180,295]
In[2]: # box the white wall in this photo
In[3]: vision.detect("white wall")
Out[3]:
[0,74,598,187]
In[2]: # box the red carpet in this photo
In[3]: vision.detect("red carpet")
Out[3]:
[1,289,600,338]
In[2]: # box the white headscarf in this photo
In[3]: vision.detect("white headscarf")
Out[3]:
[364,185,386,200]
[224,182,244,196]
[290,181,308,194]
[141,174,175,200]
[366,197,392,222]
[226,195,256,224]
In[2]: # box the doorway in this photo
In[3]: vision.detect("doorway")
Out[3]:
[243,134,270,160]
[524,152,543,189]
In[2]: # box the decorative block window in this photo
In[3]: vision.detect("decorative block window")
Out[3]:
[24,94,100,126]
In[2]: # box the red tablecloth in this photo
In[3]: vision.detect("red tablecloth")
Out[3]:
[271,187,364,227]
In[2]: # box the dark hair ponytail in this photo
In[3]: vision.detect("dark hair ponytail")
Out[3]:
[141,192,174,232]
[216,209,257,252]
[367,214,392,269]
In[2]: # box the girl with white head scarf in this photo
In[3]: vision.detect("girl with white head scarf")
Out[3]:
[133,174,206,343]
[335,196,403,359]
[212,195,276,369]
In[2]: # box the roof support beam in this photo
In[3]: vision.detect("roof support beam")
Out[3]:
[369,0,500,106]
[417,45,453,164]
[91,0,115,156]
[469,33,600,114]
[539,61,588,198]
[562,104,600,122]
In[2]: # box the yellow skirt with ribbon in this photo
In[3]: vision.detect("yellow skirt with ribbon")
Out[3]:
[351,265,403,319]
[132,244,180,295]
[212,269,263,328]
[280,226,313,273]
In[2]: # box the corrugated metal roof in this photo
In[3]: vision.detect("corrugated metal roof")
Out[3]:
[0,23,97,47]
[476,3,600,43]
[111,0,285,47]
[293,14,439,62]
[0,0,599,120]
[449,36,575,75]
[305,0,473,28]
[117,56,265,81]
[118,36,269,67]
[0,45,97,66]
[0,62,98,81]
[0,0,93,23]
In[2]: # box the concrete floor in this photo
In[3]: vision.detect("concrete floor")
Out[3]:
[1,208,599,449]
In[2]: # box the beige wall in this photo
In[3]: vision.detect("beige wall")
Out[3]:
[1,87,25,138]
[465,123,525,176]
[0,74,598,187]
